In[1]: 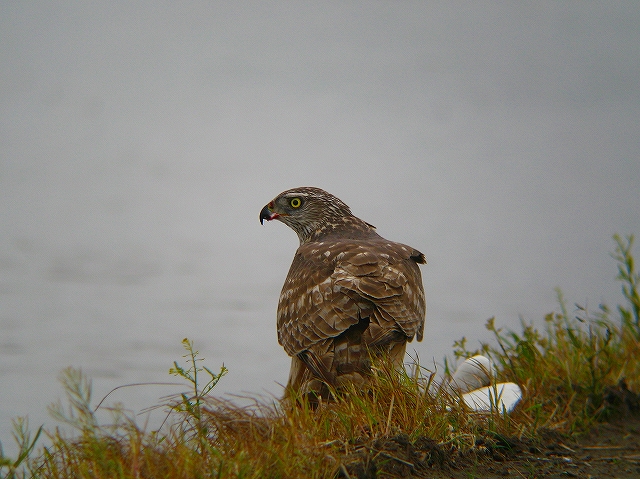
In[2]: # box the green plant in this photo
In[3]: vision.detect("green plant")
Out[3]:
[612,234,640,335]
[168,338,228,452]
[0,418,42,479]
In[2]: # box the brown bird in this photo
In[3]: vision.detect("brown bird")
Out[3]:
[260,187,426,401]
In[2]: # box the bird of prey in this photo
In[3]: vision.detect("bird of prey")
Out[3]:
[260,187,426,401]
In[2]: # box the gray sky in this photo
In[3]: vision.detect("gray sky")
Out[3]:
[1,1,640,448]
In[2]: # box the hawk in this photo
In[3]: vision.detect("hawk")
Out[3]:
[260,187,426,400]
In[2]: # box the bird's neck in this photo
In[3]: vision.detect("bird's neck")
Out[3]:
[300,215,379,244]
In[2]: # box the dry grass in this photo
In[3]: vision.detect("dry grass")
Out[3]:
[20,362,497,479]
[1,234,639,478]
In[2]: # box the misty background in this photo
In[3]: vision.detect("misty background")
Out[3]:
[1,2,639,450]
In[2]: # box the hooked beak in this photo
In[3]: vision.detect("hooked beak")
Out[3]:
[260,204,279,225]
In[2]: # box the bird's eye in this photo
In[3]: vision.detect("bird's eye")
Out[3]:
[290,197,302,208]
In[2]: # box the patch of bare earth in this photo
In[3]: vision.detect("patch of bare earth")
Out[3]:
[338,383,640,478]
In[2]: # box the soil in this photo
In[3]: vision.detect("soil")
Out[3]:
[339,383,640,478]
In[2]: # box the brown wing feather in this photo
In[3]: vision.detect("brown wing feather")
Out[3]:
[331,241,426,347]
[277,241,367,356]
[277,238,425,381]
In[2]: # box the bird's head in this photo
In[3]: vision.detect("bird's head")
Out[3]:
[260,187,355,244]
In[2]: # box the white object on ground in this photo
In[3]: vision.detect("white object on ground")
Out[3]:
[448,355,523,413]
[460,382,523,413]
[449,355,492,394]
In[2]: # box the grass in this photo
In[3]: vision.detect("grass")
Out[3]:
[452,234,640,433]
[1,234,639,478]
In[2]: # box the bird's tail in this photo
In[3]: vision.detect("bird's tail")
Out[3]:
[332,317,371,388]
[285,317,372,405]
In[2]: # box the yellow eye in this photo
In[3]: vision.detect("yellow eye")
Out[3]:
[290,197,302,208]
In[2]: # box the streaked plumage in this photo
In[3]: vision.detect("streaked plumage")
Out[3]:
[260,187,426,400]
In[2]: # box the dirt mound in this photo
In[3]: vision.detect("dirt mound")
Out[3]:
[338,383,640,478]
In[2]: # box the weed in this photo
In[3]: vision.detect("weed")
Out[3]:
[168,338,228,453]
[612,234,640,335]
[0,419,42,479]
